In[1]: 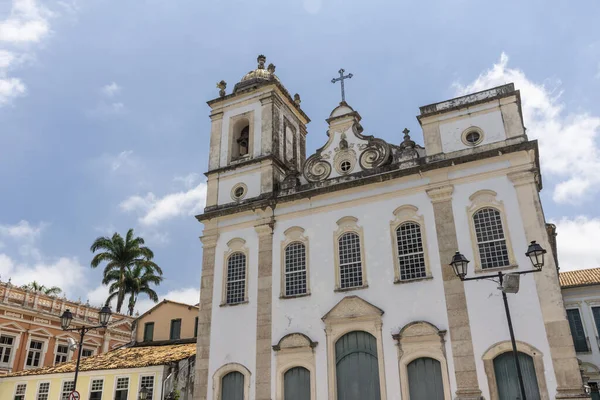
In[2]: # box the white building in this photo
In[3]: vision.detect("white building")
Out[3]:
[193,55,588,400]
[560,268,600,400]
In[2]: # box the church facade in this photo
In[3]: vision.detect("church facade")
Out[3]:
[194,55,588,400]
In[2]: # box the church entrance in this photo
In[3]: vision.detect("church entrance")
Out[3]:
[493,352,541,400]
[407,357,444,399]
[335,331,381,400]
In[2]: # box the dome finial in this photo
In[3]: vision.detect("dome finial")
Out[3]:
[257,54,266,70]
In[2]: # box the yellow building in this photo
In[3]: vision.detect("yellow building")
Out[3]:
[0,342,196,400]
[134,300,199,344]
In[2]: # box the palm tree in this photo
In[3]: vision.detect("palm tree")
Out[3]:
[90,229,162,313]
[21,281,62,296]
[105,264,162,316]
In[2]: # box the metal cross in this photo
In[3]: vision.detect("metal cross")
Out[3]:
[331,68,353,103]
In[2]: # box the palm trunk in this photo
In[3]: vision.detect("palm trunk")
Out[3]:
[116,267,125,313]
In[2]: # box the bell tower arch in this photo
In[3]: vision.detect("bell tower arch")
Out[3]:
[204,55,310,209]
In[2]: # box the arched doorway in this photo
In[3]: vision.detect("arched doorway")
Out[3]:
[335,331,381,400]
[221,371,244,400]
[284,367,311,400]
[407,357,444,400]
[493,352,540,400]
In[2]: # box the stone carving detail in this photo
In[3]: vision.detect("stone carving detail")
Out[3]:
[359,138,391,169]
[274,333,317,351]
[304,153,332,182]
[322,295,384,321]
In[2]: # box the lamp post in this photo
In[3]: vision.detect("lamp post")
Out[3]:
[60,305,112,392]
[450,241,547,400]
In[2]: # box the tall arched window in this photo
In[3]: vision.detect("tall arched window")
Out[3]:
[493,352,541,400]
[396,222,426,281]
[284,367,311,400]
[284,242,307,296]
[335,331,381,400]
[338,232,363,289]
[226,252,246,305]
[473,207,510,269]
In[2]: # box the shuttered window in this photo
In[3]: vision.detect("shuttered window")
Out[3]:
[407,358,444,400]
[222,371,244,400]
[284,367,310,400]
[335,331,381,400]
[144,322,154,342]
[494,352,541,400]
[567,309,589,352]
[170,319,182,340]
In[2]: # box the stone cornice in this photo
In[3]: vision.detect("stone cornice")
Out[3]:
[507,169,538,187]
[199,232,219,247]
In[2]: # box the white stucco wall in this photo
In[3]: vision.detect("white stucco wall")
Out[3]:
[206,162,558,399]
[216,167,262,205]
[562,286,600,378]
[440,108,506,153]
[207,228,259,400]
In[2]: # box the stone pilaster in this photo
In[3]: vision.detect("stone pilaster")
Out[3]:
[208,111,223,171]
[194,231,219,400]
[254,222,274,400]
[427,185,483,400]
[508,170,588,399]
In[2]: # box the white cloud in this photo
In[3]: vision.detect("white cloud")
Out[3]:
[111,150,134,171]
[551,216,600,271]
[174,173,200,189]
[0,0,51,44]
[454,53,600,204]
[101,82,121,97]
[0,50,16,69]
[0,253,86,296]
[0,220,45,240]
[0,77,26,106]
[120,181,207,226]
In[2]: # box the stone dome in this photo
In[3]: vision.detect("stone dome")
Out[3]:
[234,55,279,93]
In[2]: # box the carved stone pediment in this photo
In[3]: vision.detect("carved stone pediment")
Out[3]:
[322,295,384,322]
[273,332,318,351]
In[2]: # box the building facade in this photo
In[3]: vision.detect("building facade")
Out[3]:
[194,55,588,400]
[134,300,200,344]
[561,268,600,400]
[0,280,133,375]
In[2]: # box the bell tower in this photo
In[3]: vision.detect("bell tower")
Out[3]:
[204,55,310,209]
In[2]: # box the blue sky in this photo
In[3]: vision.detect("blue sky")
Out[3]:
[1,0,599,313]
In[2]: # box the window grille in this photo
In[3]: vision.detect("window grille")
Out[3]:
[396,222,427,280]
[0,335,14,366]
[115,377,129,400]
[14,383,26,400]
[55,344,69,365]
[36,382,50,400]
[90,379,103,400]
[26,340,44,367]
[338,232,363,289]
[285,242,307,296]
[140,375,155,399]
[226,252,246,304]
[473,208,510,269]
[60,381,74,400]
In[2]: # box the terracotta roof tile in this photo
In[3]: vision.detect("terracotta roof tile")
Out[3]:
[559,268,600,288]
[7,343,195,377]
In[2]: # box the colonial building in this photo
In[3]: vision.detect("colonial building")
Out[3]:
[560,268,600,400]
[194,55,588,400]
[0,280,133,375]
[133,299,200,345]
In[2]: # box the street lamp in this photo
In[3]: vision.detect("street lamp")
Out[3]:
[450,241,547,400]
[60,305,112,393]
[139,386,149,400]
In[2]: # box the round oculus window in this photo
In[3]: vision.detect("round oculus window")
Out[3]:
[463,130,483,146]
[340,160,352,173]
[231,184,247,201]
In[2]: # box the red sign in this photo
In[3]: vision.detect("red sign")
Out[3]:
[69,391,80,400]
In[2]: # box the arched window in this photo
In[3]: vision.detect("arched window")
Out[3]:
[221,371,244,400]
[473,207,510,269]
[284,367,310,400]
[493,352,540,400]
[335,331,381,400]
[338,232,363,289]
[230,116,251,161]
[284,242,307,296]
[396,222,426,281]
[226,252,246,305]
[237,125,250,156]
